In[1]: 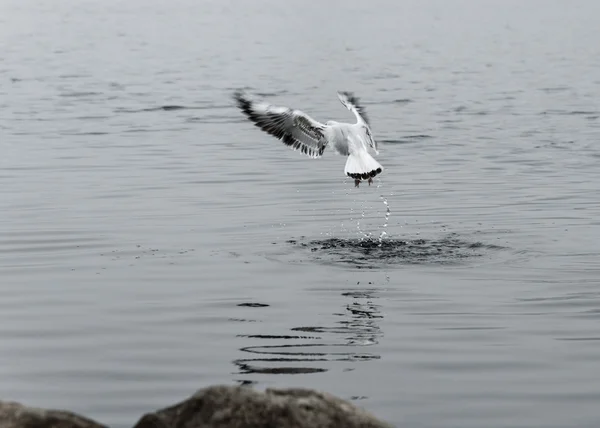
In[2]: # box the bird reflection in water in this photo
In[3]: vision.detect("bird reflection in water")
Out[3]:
[232,288,383,384]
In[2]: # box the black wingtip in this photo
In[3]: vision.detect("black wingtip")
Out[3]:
[337,91,370,125]
[233,90,253,119]
[338,90,358,101]
[232,89,247,106]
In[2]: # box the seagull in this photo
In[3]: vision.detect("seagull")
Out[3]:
[233,90,383,187]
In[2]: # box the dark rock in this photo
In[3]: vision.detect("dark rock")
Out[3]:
[1,385,391,428]
[133,385,392,428]
[0,401,107,428]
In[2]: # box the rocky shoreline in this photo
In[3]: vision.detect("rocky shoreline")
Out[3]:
[1,384,393,428]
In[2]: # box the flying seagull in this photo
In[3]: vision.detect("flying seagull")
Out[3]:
[233,90,383,187]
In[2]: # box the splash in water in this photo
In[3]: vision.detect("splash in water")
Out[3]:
[343,178,392,243]
[375,178,391,244]
[286,234,505,269]
[378,196,390,245]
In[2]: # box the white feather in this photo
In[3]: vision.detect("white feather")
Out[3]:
[234,90,383,183]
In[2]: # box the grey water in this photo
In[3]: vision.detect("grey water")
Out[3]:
[1,0,600,427]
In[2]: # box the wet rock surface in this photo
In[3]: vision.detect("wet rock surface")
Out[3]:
[133,385,392,428]
[0,401,107,428]
[1,385,392,428]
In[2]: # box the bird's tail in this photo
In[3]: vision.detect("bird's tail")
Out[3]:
[344,150,383,181]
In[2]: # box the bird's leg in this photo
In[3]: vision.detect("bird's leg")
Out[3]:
[354,179,360,188]
[368,177,373,186]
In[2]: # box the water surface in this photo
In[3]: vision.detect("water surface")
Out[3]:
[1,1,600,427]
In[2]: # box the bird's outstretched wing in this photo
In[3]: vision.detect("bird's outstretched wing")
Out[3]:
[337,91,370,126]
[234,91,328,158]
[337,91,377,153]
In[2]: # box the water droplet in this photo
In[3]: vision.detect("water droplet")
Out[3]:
[378,195,391,245]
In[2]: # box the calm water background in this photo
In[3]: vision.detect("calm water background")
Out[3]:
[2,0,600,427]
